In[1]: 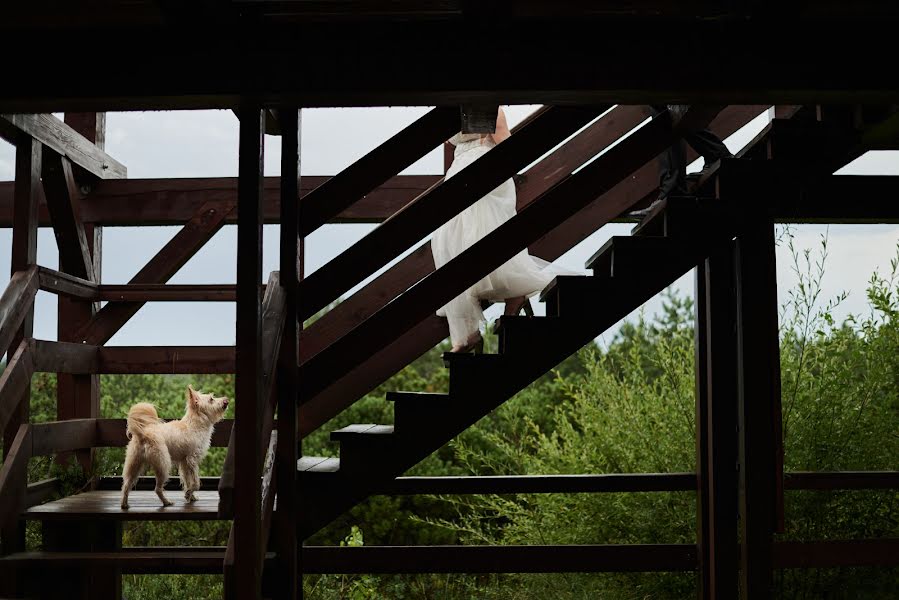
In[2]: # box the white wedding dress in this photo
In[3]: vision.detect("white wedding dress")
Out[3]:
[432,132,559,348]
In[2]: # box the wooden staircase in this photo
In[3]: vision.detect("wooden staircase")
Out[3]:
[297,195,729,537]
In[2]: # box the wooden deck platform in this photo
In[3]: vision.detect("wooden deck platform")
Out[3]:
[24,490,222,521]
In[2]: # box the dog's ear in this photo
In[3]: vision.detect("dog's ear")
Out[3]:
[187,385,200,409]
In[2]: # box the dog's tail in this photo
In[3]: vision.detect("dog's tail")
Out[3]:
[126,402,160,440]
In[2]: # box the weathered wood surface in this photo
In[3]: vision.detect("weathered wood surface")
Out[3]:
[23,490,221,520]
[95,418,233,448]
[0,113,126,179]
[0,266,39,359]
[0,175,438,226]
[28,340,236,374]
[0,341,35,438]
[42,153,96,281]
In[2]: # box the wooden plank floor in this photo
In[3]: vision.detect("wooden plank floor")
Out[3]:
[24,490,222,520]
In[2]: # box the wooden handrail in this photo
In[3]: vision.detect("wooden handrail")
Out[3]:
[301,106,459,236]
[0,339,34,437]
[0,265,39,358]
[0,424,32,534]
[219,272,286,518]
[297,106,603,321]
[299,107,721,401]
[28,340,236,374]
[297,105,772,434]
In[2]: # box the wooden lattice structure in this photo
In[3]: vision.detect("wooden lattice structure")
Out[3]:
[1,3,899,599]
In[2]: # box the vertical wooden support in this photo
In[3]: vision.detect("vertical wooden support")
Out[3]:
[58,112,104,474]
[694,263,712,597]
[275,108,301,599]
[4,137,40,458]
[734,215,781,599]
[697,245,740,599]
[232,103,265,600]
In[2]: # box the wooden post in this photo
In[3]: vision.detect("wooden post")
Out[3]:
[232,102,265,600]
[58,113,104,474]
[734,216,781,599]
[275,108,301,599]
[4,137,40,459]
[37,521,122,600]
[697,245,740,599]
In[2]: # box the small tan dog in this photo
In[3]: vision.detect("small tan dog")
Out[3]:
[121,385,229,509]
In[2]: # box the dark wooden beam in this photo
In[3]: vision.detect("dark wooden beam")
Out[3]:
[298,106,601,321]
[0,266,39,364]
[784,471,899,490]
[301,544,698,574]
[4,138,41,469]
[41,153,96,282]
[0,114,125,179]
[37,267,98,300]
[75,199,234,345]
[370,473,696,495]
[30,419,96,457]
[696,244,740,599]
[28,339,236,374]
[95,418,233,448]
[275,107,300,600]
[733,213,780,598]
[4,15,899,110]
[773,539,899,568]
[232,103,265,600]
[300,107,457,236]
[0,341,35,447]
[0,175,438,227]
[0,425,31,557]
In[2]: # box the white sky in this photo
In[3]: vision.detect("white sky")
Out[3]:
[0,107,897,347]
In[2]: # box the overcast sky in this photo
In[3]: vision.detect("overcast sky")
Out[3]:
[0,107,897,348]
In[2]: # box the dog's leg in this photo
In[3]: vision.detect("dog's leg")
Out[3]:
[120,442,141,509]
[179,459,199,503]
[149,446,174,507]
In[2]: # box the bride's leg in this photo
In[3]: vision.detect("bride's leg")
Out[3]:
[504,296,528,316]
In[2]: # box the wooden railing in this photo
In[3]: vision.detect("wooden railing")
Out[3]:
[296,104,770,435]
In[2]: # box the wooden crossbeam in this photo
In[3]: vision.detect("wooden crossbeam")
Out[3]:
[0,175,438,227]
[301,544,698,574]
[75,199,234,345]
[0,425,31,547]
[298,106,601,321]
[0,114,125,180]
[28,339,236,374]
[95,418,233,448]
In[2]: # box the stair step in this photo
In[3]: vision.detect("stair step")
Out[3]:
[330,424,394,441]
[631,196,725,238]
[585,236,702,278]
[297,456,340,473]
[495,315,571,354]
[0,548,242,574]
[387,392,453,431]
[443,353,509,397]
[540,275,610,317]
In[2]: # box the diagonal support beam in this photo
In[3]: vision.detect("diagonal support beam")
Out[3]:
[301,106,458,237]
[42,153,96,282]
[0,114,126,180]
[75,199,235,345]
